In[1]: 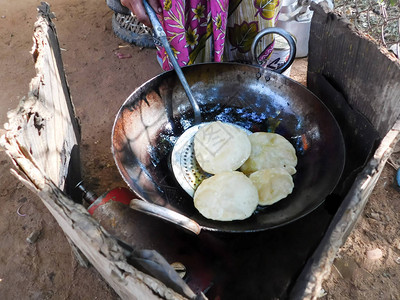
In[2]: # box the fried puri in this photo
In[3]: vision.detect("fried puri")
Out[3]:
[194,171,259,221]
[194,121,251,174]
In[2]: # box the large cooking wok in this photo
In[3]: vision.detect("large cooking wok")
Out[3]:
[112,63,345,233]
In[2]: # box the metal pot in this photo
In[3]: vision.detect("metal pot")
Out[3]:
[112,63,345,233]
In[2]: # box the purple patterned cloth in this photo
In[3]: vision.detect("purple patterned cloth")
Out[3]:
[157,0,281,70]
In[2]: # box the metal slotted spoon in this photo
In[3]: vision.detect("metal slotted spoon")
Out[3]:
[129,0,206,234]
[142,0,214,195]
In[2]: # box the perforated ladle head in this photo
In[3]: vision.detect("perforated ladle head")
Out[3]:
[171,124,210,197]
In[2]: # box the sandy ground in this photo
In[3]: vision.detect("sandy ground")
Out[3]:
[0,0,399,299]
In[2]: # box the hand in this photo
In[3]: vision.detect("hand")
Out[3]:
[121,0,162,28]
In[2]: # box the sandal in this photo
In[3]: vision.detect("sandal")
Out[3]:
[112,13,155,48]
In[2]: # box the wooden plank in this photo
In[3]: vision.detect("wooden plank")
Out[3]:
[290,119,400,299]
[4,4,81,191]
[307,3,400,137]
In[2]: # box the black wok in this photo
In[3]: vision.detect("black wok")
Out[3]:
[112,62,345,233]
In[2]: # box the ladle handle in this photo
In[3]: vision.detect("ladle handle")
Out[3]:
[130,199,202,235]
[143,0,201,125]
[251,27,296,74]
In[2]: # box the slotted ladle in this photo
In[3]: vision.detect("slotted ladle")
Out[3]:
[128,0,205,234]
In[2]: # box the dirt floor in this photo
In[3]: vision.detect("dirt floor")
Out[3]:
[322,152,400,300]
[0,0,399,299]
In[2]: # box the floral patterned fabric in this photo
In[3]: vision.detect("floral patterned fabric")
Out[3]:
[157,0,281,70]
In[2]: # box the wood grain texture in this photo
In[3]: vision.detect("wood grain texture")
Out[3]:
[290,120,400,300]
[3,4,80,190]
[307,2,400,137]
